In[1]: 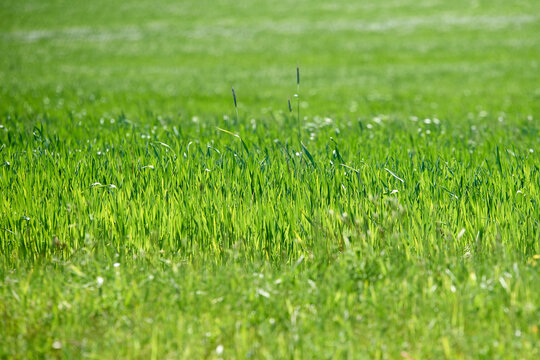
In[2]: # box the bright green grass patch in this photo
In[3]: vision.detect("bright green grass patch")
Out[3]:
[1,0,540,358]
[2,253,539,358]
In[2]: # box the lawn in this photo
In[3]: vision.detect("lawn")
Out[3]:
[1,0,539,358]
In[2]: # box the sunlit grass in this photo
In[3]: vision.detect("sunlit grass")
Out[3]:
[1,0,540,358]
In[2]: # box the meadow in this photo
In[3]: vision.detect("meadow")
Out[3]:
[1,0,539,358]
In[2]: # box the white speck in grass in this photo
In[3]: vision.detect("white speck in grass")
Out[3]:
[205,168,211,172]
[530,149,534,153]
[142,165,154,169]
[274,278,282,285]
[256,289,270,298]
[269,318,276,325]
[91,182,102,187]
[57,301,72,311]
[527,115,533,121]
[409,116,418,122]
[211,297,223,304]
[216,345,224,355]
[425,130,431,135]
[390,189,399,195]
[450,285,456,293]
[192,116,199,123]
[423,118,432,124]
[366,123,373,129]
[113,262,120,268]
[515,329,521,337]
[433,118,440,125]
[479,110,488,118]
[499,277,509,290]
[52,341,62,350]
[373,117,382,124]
[109,184,117,189]
[295,152,301,156]
[96,276,104,287]
[457,228,466,239]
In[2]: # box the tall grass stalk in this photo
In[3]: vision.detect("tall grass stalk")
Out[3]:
[296,65,301,139]
[232,86,239,124]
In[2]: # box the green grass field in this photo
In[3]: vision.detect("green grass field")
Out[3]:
[1,0,540,358]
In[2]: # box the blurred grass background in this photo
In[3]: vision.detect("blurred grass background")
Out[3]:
[1,0,539,119]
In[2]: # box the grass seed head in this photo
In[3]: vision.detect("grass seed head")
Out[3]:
[232,86,237,108]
